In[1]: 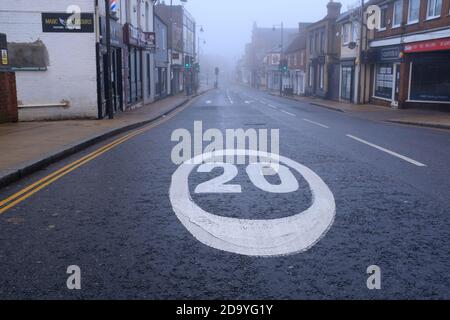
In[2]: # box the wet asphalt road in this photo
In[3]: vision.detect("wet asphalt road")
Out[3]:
[0,85,449,299]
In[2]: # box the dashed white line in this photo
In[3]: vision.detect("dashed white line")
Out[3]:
[346,134,427,167]
[302,118,330,129]
[279,109,296,116]
[226,90,234,104]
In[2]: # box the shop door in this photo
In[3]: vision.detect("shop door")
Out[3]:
[340,66,354,101]
[111,49,123,112]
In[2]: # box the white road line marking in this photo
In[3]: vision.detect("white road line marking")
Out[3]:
[302,118,330,129]
[268,104,278,110]
[205,100,212,104]
[226,90,233,104]
[170,150,336,257]
[279,109,296,116]
[346,134,427,167]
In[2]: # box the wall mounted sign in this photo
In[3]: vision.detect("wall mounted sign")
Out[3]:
[123,23,142,47]
[42,13,94,33]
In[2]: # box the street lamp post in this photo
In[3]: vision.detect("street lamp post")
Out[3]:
[197,25,205,91]
[273,22,284,96]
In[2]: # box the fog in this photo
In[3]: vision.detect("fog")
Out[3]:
[178,0,361,81]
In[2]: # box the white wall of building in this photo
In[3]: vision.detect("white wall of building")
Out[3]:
[0,0,98,120]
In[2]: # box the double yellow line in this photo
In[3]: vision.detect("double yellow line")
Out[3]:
[0,102,188,215]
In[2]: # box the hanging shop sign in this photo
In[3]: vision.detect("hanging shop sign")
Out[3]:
[142,32,156,52]
[404,37,450,53]
[42,12,94,33]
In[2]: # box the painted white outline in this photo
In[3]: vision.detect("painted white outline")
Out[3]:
[169,149,336,257]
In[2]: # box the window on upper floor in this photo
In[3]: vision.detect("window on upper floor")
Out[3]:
[393,0,403,28]
[145,1,150,31]
[315,33,319,53]
[320,30,325,53]
[379,6,387,30]
[408,0,420,24]
[352,22,359,42]
[427,0,442,19]
[309,35,314,54]
[342,23,351,45]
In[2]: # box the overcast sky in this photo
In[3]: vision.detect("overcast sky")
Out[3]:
[178,0,361,62]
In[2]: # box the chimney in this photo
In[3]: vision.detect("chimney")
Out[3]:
[326,1,342,19]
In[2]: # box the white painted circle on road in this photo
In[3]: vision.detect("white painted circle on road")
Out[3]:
[169,149,336,257]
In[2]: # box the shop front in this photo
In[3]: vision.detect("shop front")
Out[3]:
[368,45,403,108]
[404,37,450,109]
[124,23,144,107]
[98,17,124,118]
[340,58,355,102]
[171,51,184,95]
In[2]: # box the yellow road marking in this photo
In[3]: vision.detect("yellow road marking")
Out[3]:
[0,100,191,215]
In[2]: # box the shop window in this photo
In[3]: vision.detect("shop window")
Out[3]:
[319,64,324,89]
[408,0,420,24]
[309,65,313,87]
[409,54,450,102]
[393,0,403,27]
[374,64,393,99]
[427,0,442,19]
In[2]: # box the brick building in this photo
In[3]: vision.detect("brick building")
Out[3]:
[305,1,342,100]
[285,23,310,95]
[0,72,18,123]
[366,0,450,109]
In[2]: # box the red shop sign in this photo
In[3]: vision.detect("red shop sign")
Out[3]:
[404,37,450,53]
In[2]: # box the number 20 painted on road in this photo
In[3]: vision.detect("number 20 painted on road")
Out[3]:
[170,149,336,257]
[194,162,299,194]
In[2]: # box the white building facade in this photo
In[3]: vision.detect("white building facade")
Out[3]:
[0,0,156,121]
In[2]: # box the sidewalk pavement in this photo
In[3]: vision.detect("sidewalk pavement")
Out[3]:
[0,90,209,188]
[267,91,450,130]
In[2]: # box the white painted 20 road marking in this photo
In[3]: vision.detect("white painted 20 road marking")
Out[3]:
[170,150,336,257]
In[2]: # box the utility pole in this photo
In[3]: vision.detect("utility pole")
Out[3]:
[279,22,284,97]
[274,22,284,96]
[358,0,365,105]
[105,0,113,119]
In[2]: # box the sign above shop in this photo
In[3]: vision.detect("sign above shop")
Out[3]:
[365,45,403,63]
[123,24,155,50]
[404,37,450,53]
[42,12,94,33]
[100,17,123,47]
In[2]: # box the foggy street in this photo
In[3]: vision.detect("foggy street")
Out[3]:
[1,0,450,307]
[1,85,449,299]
